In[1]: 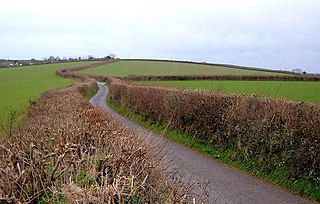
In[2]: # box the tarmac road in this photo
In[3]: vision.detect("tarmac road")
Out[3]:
[90,82,313,204]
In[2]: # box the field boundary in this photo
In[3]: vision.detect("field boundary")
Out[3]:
[121,74,320,81]
[58,60,320,201]
[121,58,299,75]
[0,62,198,203]
[106,79,320,200]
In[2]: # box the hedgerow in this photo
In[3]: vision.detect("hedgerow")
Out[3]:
[108,79,320,185]
[121,74,320,81]
[0,80,198,203]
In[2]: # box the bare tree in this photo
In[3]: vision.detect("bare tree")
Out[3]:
[292,68,304,74]
[109,53,116,59]
[0,108,18,137]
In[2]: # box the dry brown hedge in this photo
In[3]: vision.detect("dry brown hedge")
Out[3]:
[121,59,295,75]
[56,60,116,82]
[109,80,320,183]
[0,81,196,203]
[121,74,320,81]
[57,61,320,184]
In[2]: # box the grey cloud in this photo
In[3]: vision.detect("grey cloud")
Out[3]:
[0,0,319,73]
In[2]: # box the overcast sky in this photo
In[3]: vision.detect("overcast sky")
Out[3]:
[1,0,320,73]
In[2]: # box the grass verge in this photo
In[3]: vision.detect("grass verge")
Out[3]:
[107,96,320,202]
[83,86,99,99]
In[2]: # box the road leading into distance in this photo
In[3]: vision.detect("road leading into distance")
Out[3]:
[90,82,313,204]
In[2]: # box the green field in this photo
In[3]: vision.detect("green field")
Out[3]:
[78,61,287,76]
[134,80,320,103]
[0,62,92,120]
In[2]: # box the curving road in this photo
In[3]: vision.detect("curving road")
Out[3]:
[90,82,313,204]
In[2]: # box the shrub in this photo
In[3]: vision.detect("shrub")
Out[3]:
[0,82,197,203]
[108,80,320,183]
[121,74,320,81]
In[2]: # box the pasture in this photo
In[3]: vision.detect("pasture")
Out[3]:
[0,62,92,120]
[78,60,288,76]
[134,80,320,103]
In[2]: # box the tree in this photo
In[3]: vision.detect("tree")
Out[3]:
[0,108,19,137]
[292,68,304,74]
[48,56,55,62]
[109,53,115,59]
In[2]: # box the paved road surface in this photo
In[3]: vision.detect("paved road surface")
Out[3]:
[90,82,313,204]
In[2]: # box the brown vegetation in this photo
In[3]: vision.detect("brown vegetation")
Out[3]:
[56,61,115,82]
[121,74,320,81]
[120,59,295,75]
[3,59,317,202]
[0,80,197,203]
[108,79,320,183]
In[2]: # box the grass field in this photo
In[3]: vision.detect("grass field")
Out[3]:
[0,62,92,121]
[78,61,287,76]
[134,80,320,103]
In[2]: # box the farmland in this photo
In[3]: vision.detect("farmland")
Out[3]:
[0,61,92,120]
[134,80,320,103]
[1,59,319,202]
[78,60,288,76]
[79,59,319,102]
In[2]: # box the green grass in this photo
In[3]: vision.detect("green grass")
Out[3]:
[83,86,99,100]
[107,96,320,202]
[134,80,320,103]
[78,61,287,77]
[0,62,92,121]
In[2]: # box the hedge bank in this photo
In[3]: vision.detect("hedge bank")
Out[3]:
[108,79,320,185]
[121,74,320,81]
[0,71,197,203]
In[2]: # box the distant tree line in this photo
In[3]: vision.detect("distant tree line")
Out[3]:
[0,53,116,68]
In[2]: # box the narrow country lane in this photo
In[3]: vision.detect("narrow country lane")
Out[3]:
[90,82,313,204]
